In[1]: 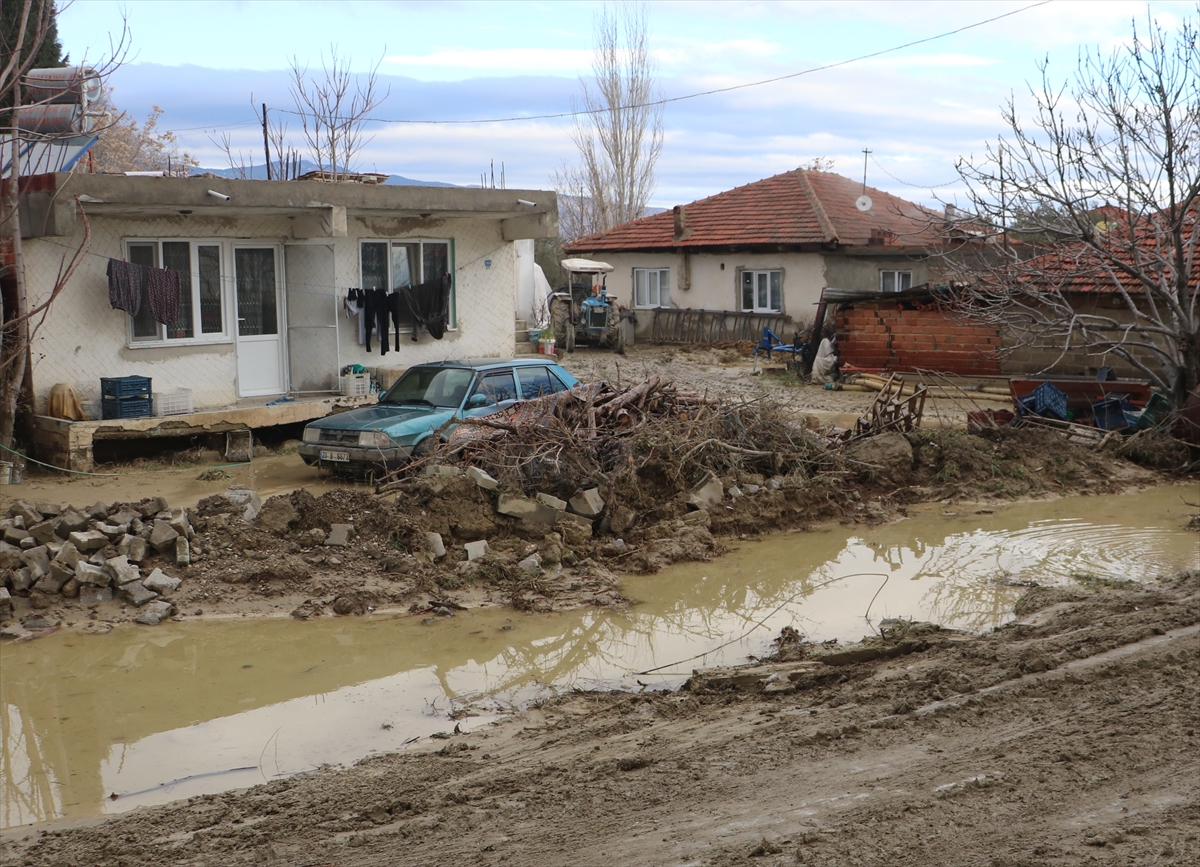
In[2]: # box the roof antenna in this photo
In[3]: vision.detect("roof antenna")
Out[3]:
[856,148,873,212]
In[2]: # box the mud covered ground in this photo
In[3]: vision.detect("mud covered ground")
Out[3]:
[1,423,1172,634]
[4,570,1195,866]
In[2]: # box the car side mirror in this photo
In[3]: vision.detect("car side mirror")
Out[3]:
[467,393,489,408]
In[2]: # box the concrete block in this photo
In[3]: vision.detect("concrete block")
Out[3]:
[79,585,113,605]
[33,502,61,518]
[95,522,128,541]
[424,465,463,478]
[104,555,141,586]
[28,520,60,545]
[498,494,561,526]
[55,541,81,568]
[568,488,605,519]
[324,524,355,547]
[464,539,489,561]
[558,513,594,548]
[84,502,109,520]
[3,526,30,546]
[143,568,181,595]
[8,500,42,526]
[20,545,51,578]
[0,541,20,570]
[109,508,141,527]
[465,466,498,490]
[148,521,180,552]
[57,509,90,533]
[137,497,168,517]
[9,567,33,593]
[681,509,710,526]
[0,587,12,619]
[175,537,191,567]
[118,535,148,563]
[69,530,108,552]
[167,508,191,537]
[74,561,110,586]
[224,487,262,521]
[517,553,542,575]
[687,474,724,510]
[426,532,446,559]
[119,581,158,607]
[19,536,36,550]
[134,600,174,625]
[536,493,567,511]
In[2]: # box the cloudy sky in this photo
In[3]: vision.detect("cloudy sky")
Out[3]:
[57,0,1191,208]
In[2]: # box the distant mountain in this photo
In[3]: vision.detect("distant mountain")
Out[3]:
[191,160,456,187]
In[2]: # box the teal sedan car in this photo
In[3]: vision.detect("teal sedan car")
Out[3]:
[299,358,580,474]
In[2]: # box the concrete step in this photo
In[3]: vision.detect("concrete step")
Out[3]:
[514,342,539,355]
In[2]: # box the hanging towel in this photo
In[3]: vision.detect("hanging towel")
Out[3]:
[399,272,451,341]
[146,267,182,325]
[345,288,366,346]
[107,259,143,316]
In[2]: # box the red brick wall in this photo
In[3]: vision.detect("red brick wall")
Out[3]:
[835,301,1001,375]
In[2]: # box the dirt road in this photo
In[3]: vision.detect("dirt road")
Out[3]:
[5,571,1195,866]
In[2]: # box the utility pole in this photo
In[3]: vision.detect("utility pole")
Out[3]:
[861,148,872,195]
[262,103,271,180]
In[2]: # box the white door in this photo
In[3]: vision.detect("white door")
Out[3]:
[235,246,286,397]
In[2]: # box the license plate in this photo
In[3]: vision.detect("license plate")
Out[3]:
[319,449,350,463]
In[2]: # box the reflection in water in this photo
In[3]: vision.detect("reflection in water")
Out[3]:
[1,486,1194,827]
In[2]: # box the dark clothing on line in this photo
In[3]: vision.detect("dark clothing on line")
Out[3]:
[398,273,451,341]
[107,259,143,316]
[363,288,390,354]
[387,292,408,350]
[146,267,182,325]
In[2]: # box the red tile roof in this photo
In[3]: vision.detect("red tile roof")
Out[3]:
[564,169,942,254]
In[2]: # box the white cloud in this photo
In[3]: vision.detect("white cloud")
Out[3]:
[384,48,590,74]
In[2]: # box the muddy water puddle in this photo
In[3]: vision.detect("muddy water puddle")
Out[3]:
[2,486,1195,828]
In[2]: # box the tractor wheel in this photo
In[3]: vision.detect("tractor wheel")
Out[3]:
[551,299,571,348]
[614,323,626,354]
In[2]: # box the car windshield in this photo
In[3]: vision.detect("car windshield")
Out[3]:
[381,367,474,408]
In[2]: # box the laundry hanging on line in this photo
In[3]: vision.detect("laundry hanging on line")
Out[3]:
[398,272,451,341]
[106,258,183,325]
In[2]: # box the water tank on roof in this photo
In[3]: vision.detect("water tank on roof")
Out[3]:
[22,67,102,106]
[16,104,91,135]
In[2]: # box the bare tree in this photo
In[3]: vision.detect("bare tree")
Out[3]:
[552,2,664,242]
[288,46,388,181]
[0,2,127,446]
[948,10,1199,407]
[92,97,197,174]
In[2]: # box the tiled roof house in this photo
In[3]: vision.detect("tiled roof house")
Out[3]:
[563,168,944,337]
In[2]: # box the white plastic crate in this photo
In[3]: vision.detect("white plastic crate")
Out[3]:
[153,388,194,417]
[340,373,370,397]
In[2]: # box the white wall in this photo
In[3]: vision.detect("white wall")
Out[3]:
[586,250,828,333]
[23,211,519,414]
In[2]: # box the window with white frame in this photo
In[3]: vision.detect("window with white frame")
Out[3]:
[633,268,670,308]
[740,269,782,313]
[880,270,913,293]
[126,241,226,344]
[360,239,455,329]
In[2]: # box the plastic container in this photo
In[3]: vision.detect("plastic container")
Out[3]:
[528,328,541,344]
[100,375,151,399]
[340,373,370,397]
[102,396,152,419]
[153,388,194,417]
[1135,392,1171,430]
[538,336,556,356]
[1091,398,1133,431]
[1018,381,1068,421]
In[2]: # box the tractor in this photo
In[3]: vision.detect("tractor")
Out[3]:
[548,258,625,353]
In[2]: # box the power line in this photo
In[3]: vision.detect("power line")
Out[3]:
[869,154,961,191]
[268,1,1051,127]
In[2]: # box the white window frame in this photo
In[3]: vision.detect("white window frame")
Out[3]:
[125,239,231,348]
[880,270,913,293]
[740,269,783,313]
[358,238,457,331]
[632,268,670,308]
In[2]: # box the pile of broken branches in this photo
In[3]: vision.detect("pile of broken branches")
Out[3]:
[378,377,852,503]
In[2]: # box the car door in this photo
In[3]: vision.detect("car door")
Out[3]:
[463,369,519,418]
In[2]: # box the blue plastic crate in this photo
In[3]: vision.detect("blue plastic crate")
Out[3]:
[1017,381,1068,421]
[1092,398,1134,430]
[101,396,152,419]
[101,375,151,399]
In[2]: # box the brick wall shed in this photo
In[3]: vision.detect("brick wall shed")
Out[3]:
[835,300,1001,375]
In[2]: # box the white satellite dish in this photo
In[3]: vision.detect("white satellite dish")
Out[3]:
[855,195,873,212]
